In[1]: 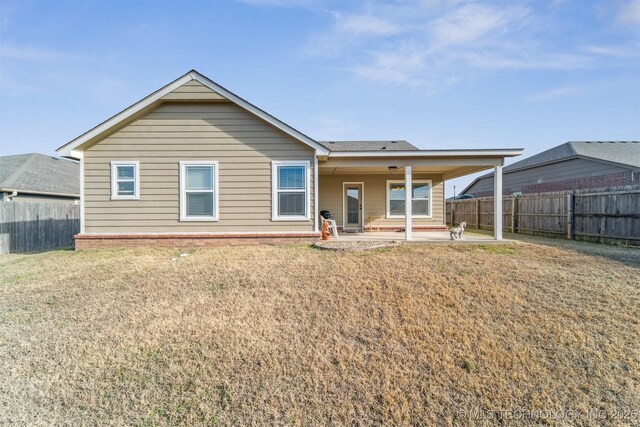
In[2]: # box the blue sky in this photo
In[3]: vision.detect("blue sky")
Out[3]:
[1,0,639,196]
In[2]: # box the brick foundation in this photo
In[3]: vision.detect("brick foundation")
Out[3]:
[74,233,321,250]
[522,171,639,194]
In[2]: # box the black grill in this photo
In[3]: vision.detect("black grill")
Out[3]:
[320,210,333,220]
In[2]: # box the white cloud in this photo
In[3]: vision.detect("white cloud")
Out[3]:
[0,43,77,62]
[465,52,595,71]
[334,13,399,37]
[583,44,638,58]
[616,0,640,26]
[526,85,585,102]
[0,41,93,64]
[236,0,321,7]
[429,3,528,49]
[295,1,640,90]
[349,47,428,87]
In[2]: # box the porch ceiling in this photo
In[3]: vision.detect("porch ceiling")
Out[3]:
[318,163,500,180]
[318,149,522,180]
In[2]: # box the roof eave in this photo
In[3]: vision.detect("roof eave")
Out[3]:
[327,149,524,158]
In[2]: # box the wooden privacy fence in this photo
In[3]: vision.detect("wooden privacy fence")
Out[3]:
[0,202,80,254]
[446,186,640,246]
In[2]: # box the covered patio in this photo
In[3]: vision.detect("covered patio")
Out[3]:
[317,148,523,241]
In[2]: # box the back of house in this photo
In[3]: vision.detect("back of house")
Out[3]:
[58,70,522,248]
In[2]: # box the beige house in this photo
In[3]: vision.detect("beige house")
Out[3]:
[57,70,522,249]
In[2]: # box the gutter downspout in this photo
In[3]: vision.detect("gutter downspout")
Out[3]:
[3,190,18,202]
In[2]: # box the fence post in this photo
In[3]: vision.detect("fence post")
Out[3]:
[567,192,574,240]
[475,199,480,229]
[511,197,517,233]
[450,202,454,226]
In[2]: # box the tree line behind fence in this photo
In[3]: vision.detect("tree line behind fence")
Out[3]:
[0,202,80,254]
[446,186,640,246]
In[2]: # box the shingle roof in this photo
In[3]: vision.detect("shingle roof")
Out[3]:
[569,141,640,168]
[0,153,79,196]
[504,141,640,172]
[461,141,640,194]
[318,140,418,152]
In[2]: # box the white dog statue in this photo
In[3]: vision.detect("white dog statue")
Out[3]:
[449,221,467,240]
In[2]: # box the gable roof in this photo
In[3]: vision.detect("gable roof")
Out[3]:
[57,70,330,158]
[461,141,640,194]
[0,153,79,197]
[319,140,418,152]
[503,141,640,173]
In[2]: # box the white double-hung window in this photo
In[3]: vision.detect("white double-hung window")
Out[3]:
[110,161,139,200]
[386,179,432,218]
[179,161,219,221]
[272,161,310,221]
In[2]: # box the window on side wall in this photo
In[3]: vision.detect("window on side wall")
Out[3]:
[179,161,218,221]
[110,161,139,200]
[272,161,310,221]
[386,180,431,218]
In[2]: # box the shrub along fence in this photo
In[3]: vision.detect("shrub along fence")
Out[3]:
[446,185,640,246]
[0,201,80,254]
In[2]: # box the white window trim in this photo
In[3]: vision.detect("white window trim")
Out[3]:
[110,161,140,200]
[271,160,311,221]
[179,160,219,222]
[386,179,432,219]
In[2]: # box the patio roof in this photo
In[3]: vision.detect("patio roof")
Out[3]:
[319,148,523,180]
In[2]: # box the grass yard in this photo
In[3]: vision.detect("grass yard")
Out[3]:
[1,239,639,426]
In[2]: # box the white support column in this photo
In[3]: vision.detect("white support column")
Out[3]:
[494,165,503,240]
[405,165,412,241]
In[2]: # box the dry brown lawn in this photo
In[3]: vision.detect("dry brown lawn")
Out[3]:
[0,239,639,426]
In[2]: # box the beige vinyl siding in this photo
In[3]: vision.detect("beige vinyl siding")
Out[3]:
[318,174,445,228]
[160,80,227,101]
[83,102,315,233]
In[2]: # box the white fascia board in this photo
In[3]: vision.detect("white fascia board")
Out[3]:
[57,70,330,159]
[327,149,524,158]
[0,188,80,198]
[192,72,329,155]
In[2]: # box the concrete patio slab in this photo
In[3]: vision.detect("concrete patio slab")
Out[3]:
[335,231,504,243]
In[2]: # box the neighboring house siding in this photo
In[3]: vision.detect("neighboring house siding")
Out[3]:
[465,158,631,196]
[83,102,316,233]
[318,174,444,228]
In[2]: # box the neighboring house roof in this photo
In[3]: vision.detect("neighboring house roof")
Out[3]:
[461,141,640,194]
[57,69,330,158]
[503,141,640,172]
[319,140,418,152]
[0,153,80,197]
[568,141,640,168]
